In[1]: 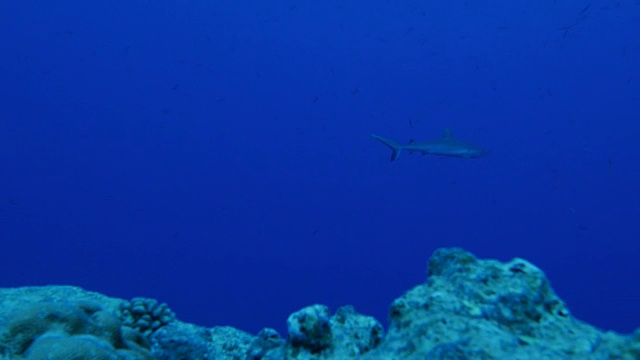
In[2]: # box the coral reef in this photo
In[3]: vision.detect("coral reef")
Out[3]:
[0,298,152,359]
[1,248,639,359]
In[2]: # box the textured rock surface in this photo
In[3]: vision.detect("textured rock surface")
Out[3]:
[361,248,640,359]
[1,248,639,359]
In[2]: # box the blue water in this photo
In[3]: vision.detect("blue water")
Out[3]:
[1,0,639,336]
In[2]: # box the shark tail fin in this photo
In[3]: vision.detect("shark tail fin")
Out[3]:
[371,134,403,161]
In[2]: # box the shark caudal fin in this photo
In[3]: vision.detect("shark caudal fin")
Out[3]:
[372,134,403,161]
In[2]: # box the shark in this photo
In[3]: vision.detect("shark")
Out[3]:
[372,128,489,161]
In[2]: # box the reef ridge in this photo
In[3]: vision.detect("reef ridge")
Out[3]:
[1,248,638,359]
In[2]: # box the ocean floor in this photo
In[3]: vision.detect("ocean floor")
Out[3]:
[1,247,638,360]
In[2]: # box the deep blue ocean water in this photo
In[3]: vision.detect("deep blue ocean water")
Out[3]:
[1,0,638,336]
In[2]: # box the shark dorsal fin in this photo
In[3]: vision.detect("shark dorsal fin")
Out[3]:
[443,128,454,139]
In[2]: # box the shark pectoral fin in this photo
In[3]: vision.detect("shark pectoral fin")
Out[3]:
[372,134,403,161]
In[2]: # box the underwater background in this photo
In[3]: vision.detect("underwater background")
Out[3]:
[0,0,638,336]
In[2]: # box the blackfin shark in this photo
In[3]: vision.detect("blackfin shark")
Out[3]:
[372,128,489,161]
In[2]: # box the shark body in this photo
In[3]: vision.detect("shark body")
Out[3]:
[372,128,489,161]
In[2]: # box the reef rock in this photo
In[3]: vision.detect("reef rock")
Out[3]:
[0,248,638,359]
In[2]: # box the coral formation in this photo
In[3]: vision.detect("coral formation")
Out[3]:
[149,322,210,360]
[1,248,639,359]
[118,298,176,337]
[0,300,152,359]
[287,304,333,354]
